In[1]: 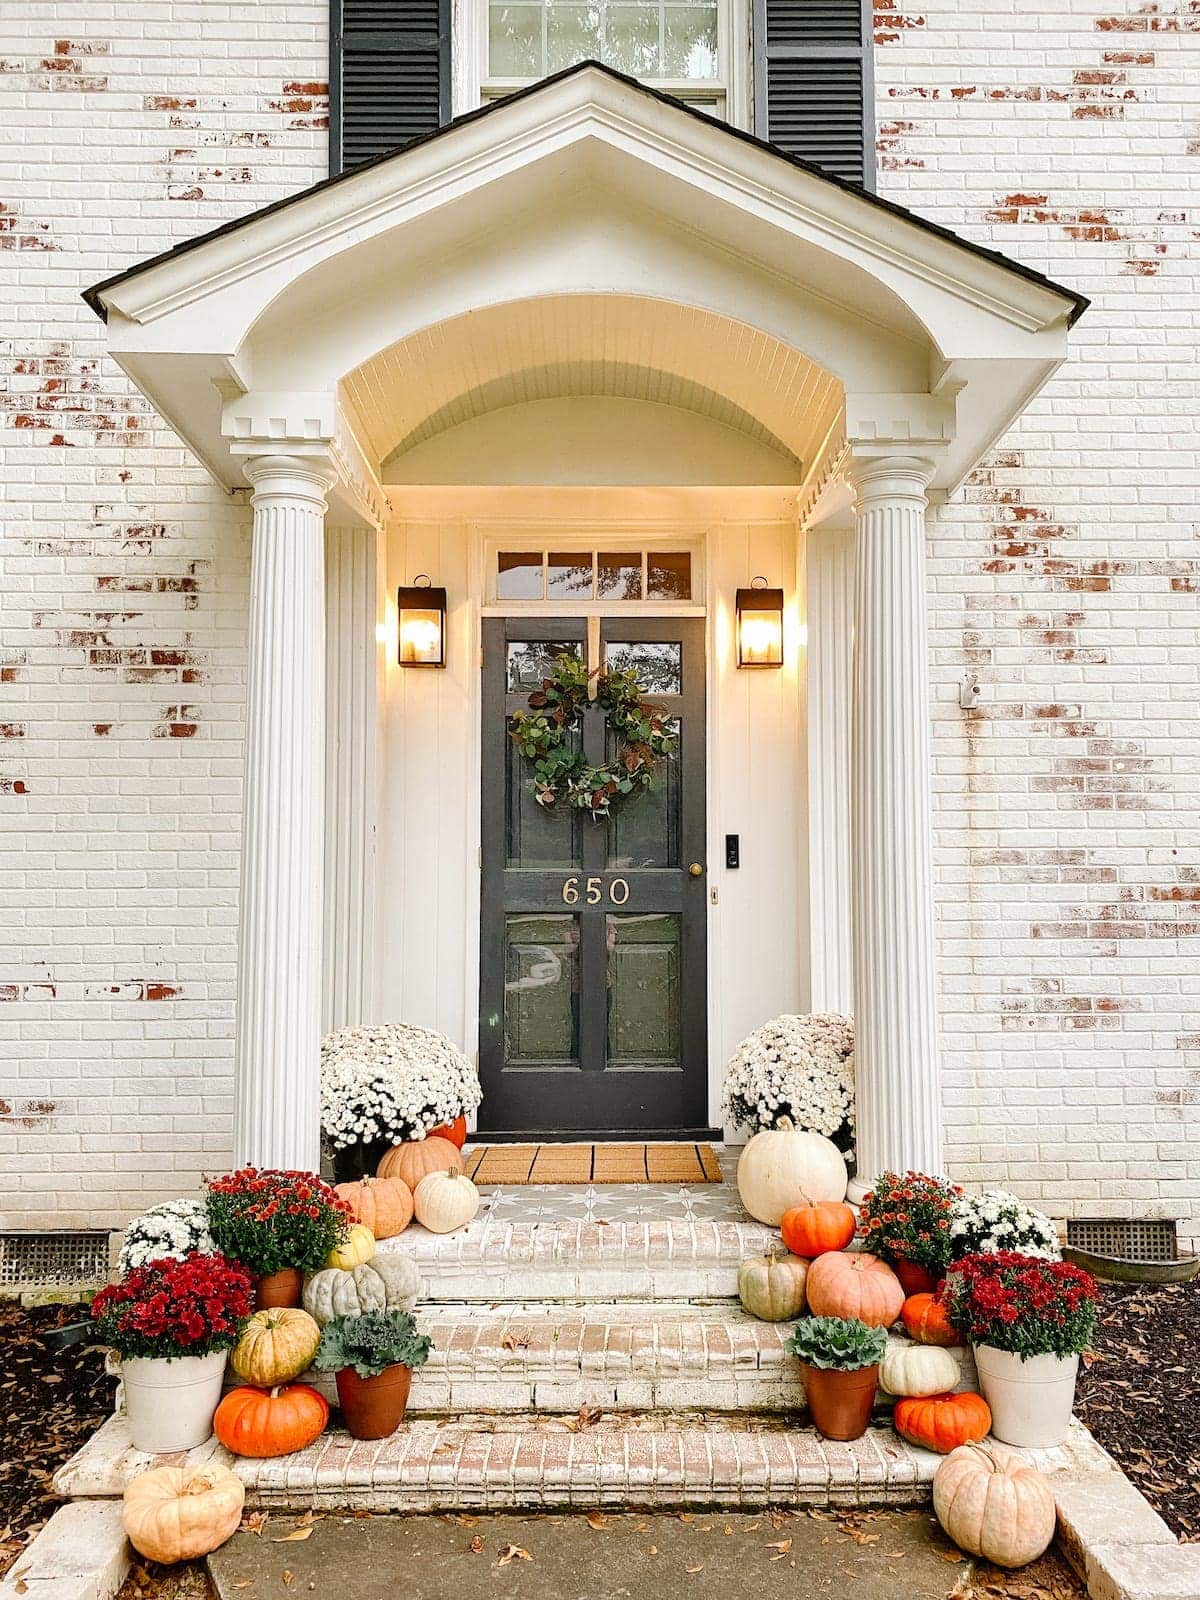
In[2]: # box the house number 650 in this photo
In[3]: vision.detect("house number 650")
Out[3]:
[561,876,629,905]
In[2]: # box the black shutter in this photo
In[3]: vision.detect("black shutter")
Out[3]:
[754,0,873,188]
[330,0,451,175]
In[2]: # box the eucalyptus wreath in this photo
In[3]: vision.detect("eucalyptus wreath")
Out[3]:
[509,652,677,819]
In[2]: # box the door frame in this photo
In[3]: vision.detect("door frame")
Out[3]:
[477,610,712,1139]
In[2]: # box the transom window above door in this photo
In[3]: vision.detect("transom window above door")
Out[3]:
[495,547,694,602]
[479,0,741,120]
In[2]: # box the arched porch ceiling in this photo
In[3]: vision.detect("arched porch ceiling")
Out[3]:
[344,295,841,478]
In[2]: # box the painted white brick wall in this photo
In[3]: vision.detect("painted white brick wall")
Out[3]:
[874,0,1200,1244]
[2,0,1196,1247]
[0,5,327,1229]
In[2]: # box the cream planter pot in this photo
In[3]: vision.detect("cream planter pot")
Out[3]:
[121,1350,228,1453]
[973,1345,1079,1448]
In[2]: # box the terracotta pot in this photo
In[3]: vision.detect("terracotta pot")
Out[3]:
[254,1268,303,1310]
[335,1363,414,1440]
[893,1260,940,1296]
[799,1362,879,1441]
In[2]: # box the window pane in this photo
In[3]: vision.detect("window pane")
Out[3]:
[547,551,594,599]
[606,3,661,73]
[498,551,544,599]
[662,4,717,76]
[597,552,642,599]
[546,3,602,71]
[489,3,544,74]
[507,734,582,867]
[606,913,681,1068]
[607,720,680,868]
[506,639,582,691]
[505,915,580,1065]
[647,551,691,600]
[604,640,682,694]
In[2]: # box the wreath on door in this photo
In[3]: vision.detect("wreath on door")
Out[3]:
[509,652,677,819]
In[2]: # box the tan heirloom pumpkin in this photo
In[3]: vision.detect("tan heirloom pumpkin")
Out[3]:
[933,1443,1056,1568]
[879,1339,960,1398]
[737,1246,809,1322]
[325,1221,376,1271]
[123,1463,245,1565]
[414,1168,480,1233]
[231,1307,321,1386]
[378,1136,462,1191]
[806,1251,905,1328]
[334,1176,413,1240]
[735,1119,847,1225]
[303,1254,421,1326]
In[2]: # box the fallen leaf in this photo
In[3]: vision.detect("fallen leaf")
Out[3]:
[497,1545,533,1565]
[677,1512,695,1523]
[647,1546,658,1556]
[271,1527,313,1543]
[586,1512,612,1530]
[686,1564,705,1574]
[282,1571,293,1588]
[501,1332,530,1351]
[242,1512,270,1536]
[230,1584,253,1591]
[469,1536,484,1554]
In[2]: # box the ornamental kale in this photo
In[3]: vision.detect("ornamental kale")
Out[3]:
[787,1316,887,1372]
[205,1167,351,1275]
[858,1171,962,1276]
[315,1310,432,1379]
[939,1251,1099,1360]
[91,1251,253,1360]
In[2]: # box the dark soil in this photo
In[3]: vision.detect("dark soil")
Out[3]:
[0,1299,116,1578]
[1075,1276,1200,1542]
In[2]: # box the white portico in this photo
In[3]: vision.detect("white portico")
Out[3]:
[83,64,1086,1187]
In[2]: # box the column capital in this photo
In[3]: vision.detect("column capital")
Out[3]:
[845,451,938,513]
[240,451,338,511]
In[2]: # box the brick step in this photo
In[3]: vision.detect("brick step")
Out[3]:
[299,1303,978,1414]
[54,1410,943,1513]
[391,1216,778,1303]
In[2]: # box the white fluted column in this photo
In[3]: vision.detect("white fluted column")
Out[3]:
[234,453,335,1171]
[848,453,942,1192]
[323,524,380,1034]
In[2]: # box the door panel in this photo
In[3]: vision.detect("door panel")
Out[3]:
[479,615,707,1135]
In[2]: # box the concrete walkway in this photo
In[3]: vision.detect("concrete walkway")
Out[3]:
[207,1507,988,1600]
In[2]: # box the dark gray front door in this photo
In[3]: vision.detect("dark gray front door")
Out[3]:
[479,616,707,1136]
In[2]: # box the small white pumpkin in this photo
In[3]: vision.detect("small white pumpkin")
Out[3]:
[737,1246,809,1322]
[414,1168,480,1233]
[880,1338,960,1397]
[302,1253,421,1326]
[736,1118,847,1225]
[934,1442,1056,1568]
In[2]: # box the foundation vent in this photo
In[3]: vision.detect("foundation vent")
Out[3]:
[1066,1217,1177,1262]
[0,1229,111,1292]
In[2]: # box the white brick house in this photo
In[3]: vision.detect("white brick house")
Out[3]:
[2,0,1197,1249]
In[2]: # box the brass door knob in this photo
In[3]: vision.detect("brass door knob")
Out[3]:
[688,862,704,877]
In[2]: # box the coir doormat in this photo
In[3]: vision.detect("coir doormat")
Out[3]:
[462,1142,723,1185]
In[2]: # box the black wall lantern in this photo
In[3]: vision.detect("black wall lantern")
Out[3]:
[736,577,784,668]
[397,575,447,668]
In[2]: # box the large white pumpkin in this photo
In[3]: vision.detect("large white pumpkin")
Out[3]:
[302,1253,420,1326]
[735,1119,847,1224]
[413,1168,480,1233]
[933,1443,1056,1568]
[880,1338,960,1397]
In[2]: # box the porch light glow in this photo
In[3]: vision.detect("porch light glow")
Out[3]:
[397,576,447,667]
[736,580,784,668]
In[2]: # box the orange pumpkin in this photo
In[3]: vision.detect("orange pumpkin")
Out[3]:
[334,1175,413,1240]
[805,1251,905,1329]
[428,1116,467,1149]
[902,1292,961,1348]
[781,1200,856,1259]
[377,1136,462,1190]
[213,1384,329,1459]
[894,1390,991,1454]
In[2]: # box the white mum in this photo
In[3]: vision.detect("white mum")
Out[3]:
[948,1189,1060,1261]
[721,1013,855,1153]
[118,1198,215,1275]
[321,1023,483,1150]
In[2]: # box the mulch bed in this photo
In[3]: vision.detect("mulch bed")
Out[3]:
[0,1299,116,1578]
[1076,1276,1200,1543]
